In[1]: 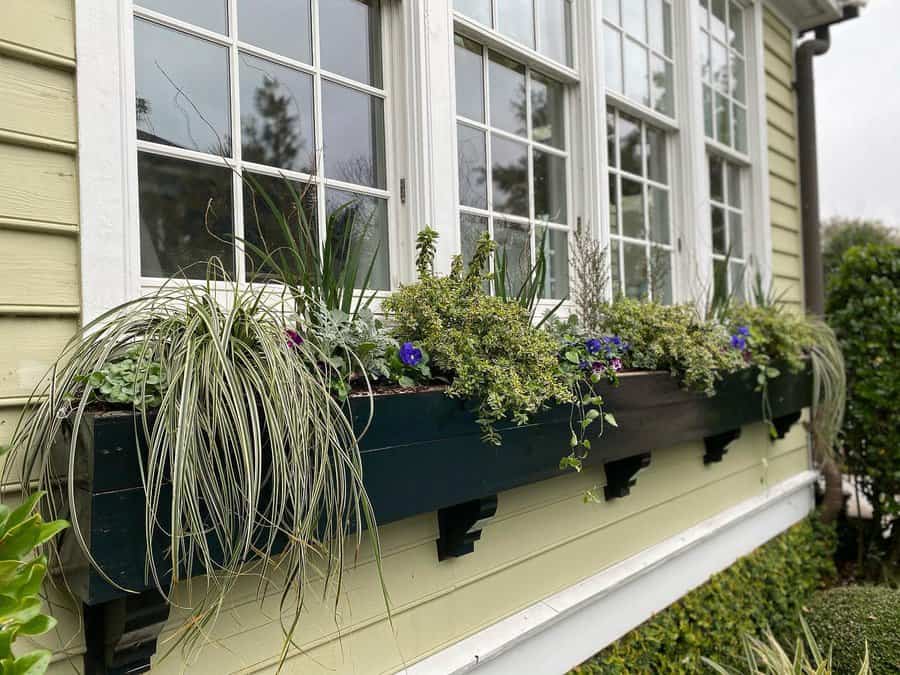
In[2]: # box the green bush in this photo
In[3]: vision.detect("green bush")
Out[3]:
[826,244,900,556]
[806,586,900,675]
[570,519,836,674]
[384,230,571,443]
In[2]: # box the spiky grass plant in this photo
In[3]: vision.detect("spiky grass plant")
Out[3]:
[3,275,384,667]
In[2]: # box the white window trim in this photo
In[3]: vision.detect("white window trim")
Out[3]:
[76,0,773,324]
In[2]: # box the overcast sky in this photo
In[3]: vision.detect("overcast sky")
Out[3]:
[816,0,900,227]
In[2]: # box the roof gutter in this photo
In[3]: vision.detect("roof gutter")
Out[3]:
[795,5,860,315]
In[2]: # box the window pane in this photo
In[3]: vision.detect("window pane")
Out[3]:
[729,211,744,258]
[619,113,643,176]
[711,206,726,254]
[623,0,647,40]
[651,54,673,116]
[325,188,390,290]
[604,0,620,24]
[455,0,492,26]
[460,213,489,268]
[243,173,317,280]
[497,0,535,48]
[489,52,527,137]
[138,0,227,33]
[733,104,747,153]
[646,126,667,184]
[729,3,744,53]
[711,40,728,93]
[709,155,724,202]
[531,72,565,149]
[239,53,315,174]
[455,35,485,122]
[533,150,567,224]
[237,0,311,64]
[713,258,728,299]
[134,19,231,155]
[648,187,670,244]
[715,92,731,145]
[604,26,623,93]
[319,0,382,87]
[647,0,671,55]
[700,30,711,82]
[537,227,570,299]
[609,174,619,235]
[703,85,714,137]
[494,220,532,293]
[491,134,529,216]
[624,242,649,299]
[727,163,742,208]
[650,246,672,303]
[730,262,746,301]
[732,55,746,102]
[537,0,572,66]
[624,38,650,107]
[607,111,617,168]
[138,153,234,278]
[611,238,622,297]
[457,124,488,209]
[621,178,645,239]
[711,0,727,41]
[322,81,386,188]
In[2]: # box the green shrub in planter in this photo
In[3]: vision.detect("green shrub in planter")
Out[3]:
[570,519,836,674]
[806,586,900,675]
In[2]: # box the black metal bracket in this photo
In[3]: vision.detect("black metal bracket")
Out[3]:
[604,453,652,501]
[772,411,802,441]
[83,590,170,675]
[436,495,498,561]
[704,428,742,465]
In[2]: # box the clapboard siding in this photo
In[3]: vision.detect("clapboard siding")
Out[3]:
[0,230,80,307]
[0,0,75,63]
[0,55,76,145]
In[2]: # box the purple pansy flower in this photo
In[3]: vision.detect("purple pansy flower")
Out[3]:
[592,361,606,374]
[585,338,603,355]
[610,357,623,372]
[399,341,423,367]
[286,329,304,349]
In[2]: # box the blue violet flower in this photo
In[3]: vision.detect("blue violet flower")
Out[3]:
[585,338,603,355]
[399,341,423,367]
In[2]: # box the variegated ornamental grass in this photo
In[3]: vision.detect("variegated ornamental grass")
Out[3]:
[4,276,386,666]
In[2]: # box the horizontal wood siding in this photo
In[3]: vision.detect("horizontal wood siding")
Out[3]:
[0,1,83,670]
[764,8,804,311]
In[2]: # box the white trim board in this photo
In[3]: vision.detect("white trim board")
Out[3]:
[402,470,817,675]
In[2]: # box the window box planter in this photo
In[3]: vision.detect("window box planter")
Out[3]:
[56,365,811,609]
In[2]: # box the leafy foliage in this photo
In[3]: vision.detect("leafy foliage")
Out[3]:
[0,491,68,675]
[383,231,572,443]
[74,347,165,408]
[704,616,871,675]
[822,217,897,285]
[570,230,610,335]
[595,298,745,395]
[4,278,383,667]
[806,586,900,675]
[826,244,900,562]
[570,519,836,674]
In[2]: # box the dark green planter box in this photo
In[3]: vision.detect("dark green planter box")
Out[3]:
[56,367,812,606]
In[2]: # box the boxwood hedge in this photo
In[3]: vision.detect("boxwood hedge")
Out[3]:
[569,518,836,674]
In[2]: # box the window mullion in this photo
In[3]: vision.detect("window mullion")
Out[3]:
[228,0,245,285]
[310,0,327,266]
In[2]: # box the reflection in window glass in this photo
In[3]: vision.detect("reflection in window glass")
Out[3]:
[709,154,746,300]
[237,0,311,64]
[536,0,571,66]
[607,108,674,302]
[698,0,748,151]
[319,0,382,87]
[239,53,315,174]
[497,0,535,49]
[325,188,390,290]
[243,173,317,279]
[537,226,570,299]
[454,35,570,300]
[138,153,234,278]
[604,0,674,116]
[322,81,386,188]
[455,35,485,122]
[138,0,227,33]
[134,19,231,155]
[454,0,493,26]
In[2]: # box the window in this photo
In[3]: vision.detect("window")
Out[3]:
[698,0,747,152]
[603,0,674,116]
[132,0,391,288]
[453,31,571,299]
[454,0,573,67]
[606,109,673,303]
[709,156,746,300]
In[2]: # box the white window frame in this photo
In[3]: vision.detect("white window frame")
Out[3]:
[76,0,772,323]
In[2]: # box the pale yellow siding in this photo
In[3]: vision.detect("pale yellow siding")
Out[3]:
[764,9,805,311]
[0,0,84,670]
[145,422,809,675]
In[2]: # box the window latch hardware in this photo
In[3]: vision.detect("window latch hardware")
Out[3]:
[400,178,407,205]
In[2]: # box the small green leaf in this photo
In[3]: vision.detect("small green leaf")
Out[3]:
[604,413,619,428]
